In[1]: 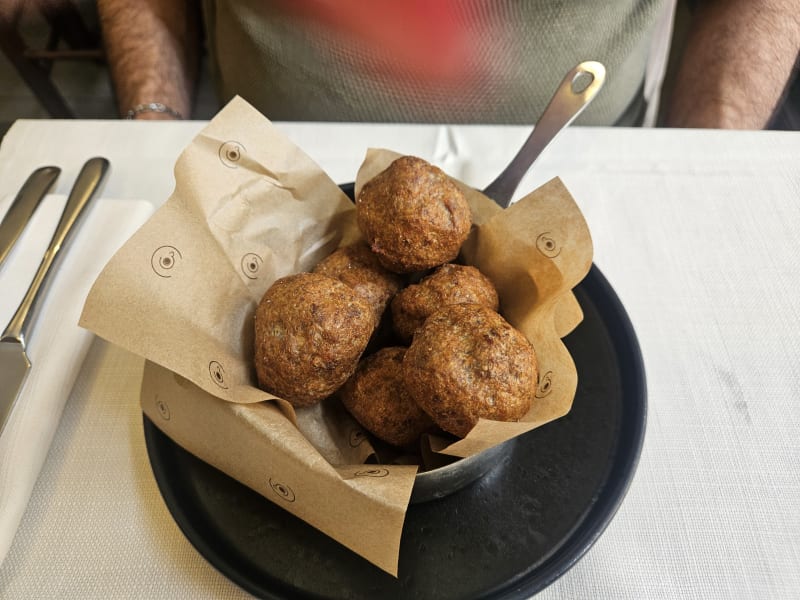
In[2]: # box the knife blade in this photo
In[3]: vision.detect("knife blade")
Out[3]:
[0,166,61,268]
[0,157,109,437]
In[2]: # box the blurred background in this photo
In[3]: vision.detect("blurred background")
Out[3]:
[0,0,218,136]
[1,0,797,137]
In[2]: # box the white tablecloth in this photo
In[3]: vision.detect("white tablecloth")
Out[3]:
[0,119,798,599]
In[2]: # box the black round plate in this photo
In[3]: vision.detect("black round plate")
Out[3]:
[143,257,646,599]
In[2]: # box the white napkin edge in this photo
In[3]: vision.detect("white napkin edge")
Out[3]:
[0,195,153,566]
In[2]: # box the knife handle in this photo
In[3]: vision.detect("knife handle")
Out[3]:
[1,157,109,346]
[0,166,61,267]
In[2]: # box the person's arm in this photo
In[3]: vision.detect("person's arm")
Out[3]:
[97,0,200,120]
[665,0,800,129]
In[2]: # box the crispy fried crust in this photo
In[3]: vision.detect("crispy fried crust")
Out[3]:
[356,156,472,273]
[340,347,434,447]
[313,240,403,325]
[254,272,374,407]
[391,263,499,341]
[403,304,537,438]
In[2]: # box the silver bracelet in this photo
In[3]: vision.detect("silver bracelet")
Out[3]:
[125,102,183,120]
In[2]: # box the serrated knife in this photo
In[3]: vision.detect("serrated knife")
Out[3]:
[0,166,61,268]
[0,157,109,437]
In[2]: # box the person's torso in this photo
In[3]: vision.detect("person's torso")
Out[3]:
[202,0,665,125]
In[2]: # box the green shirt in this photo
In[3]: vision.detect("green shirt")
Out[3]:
[202,0,665,125]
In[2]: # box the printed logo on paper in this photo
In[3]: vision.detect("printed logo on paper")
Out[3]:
[269,478,296,502]
[535,370,554,398]
[348,429,367,447]
[536,232,561,258]
[355,468,389,478]
[219,141,246,168]
[241,253,263,279]
[156,398,171,420]
[151,245,182,278]
[208,361,228,389]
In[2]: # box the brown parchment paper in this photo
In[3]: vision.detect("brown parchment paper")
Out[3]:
[79,96,592,576]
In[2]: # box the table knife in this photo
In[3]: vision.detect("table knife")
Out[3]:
[0,157,109,437]
[0,166,61,268]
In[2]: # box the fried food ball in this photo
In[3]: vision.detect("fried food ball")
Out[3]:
[356,156,472,273]
[312,241,403,325]
[403,304,537,438]
[340,347,435,448]
[391,263,499,342]
[254,272,374,407]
